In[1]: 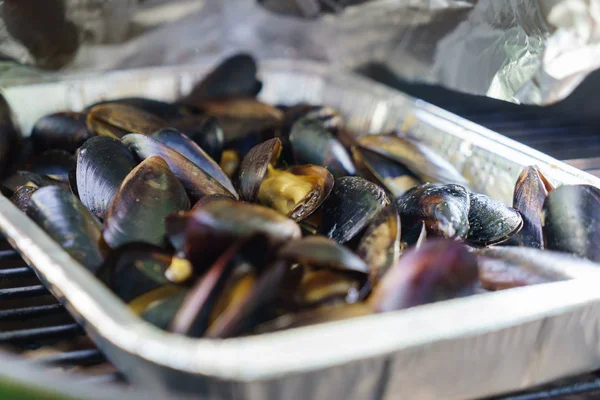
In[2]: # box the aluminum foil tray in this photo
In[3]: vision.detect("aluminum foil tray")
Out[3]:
[2,60,600,400]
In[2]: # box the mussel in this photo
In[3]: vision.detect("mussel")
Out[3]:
[466,193,522,246]
[0,93,22,178]
[86,104,166,139]
[9,185,37,213]
[170,116,224,162]
[31,111,92,154]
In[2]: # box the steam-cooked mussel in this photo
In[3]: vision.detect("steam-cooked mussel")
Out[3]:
[220,150,240,179]
[122,133,237,201]
[396,183,470,240]
[543,184,600,262]
[28,186,104,272]
[170,116,224,162]
[509,166,554,248]
[23,149,75,181]
[281,105,343,137]
[31,111,92,154]
[238,138,282,201]
[358,134,469,187]
[9,185,37,213]
[289,117,356,178]
[466,193,522,246]
[320,176,388,243]
[76,136,137,220]
[86,104,166,139]
[151,128,236,195]
[103,156,190,248]
[85,97,197,122]
[369,240,478,312]
[3,170,66,192]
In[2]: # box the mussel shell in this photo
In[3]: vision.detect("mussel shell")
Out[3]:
[282,165,334,221]
[103,156,190,248]
[396,183,470,239]
[85,98,196,122]
[76,136,137,220]
[0,93,22,178]
[141,290,188,330]
[151,128,236,195]
[319,176,388,243]
[9,185,37,213]
[466,193,523,246]
[23,149,75,181]
[281,105,342,137]
[167,198,301,273]
[87,104,166,139]
[122,134,237,201]
[543,184,600,262]
[402,220,427,249]
[356,205,401,284]
[476,256,560,291]
[30,111,92,154]
[358,134,469,187]
[98,242,172,302]
[181,53,262,102]
[278,236,369,275]
[352,146,421,198]
[237,138,281,202]
[28,186,104,272]
[369,240,478,312]
[3,170,66,192]
[509,166,554,248]
[289,117,355,178]
[170,116,224,162]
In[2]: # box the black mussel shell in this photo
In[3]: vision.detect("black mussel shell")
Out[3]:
[85,97,196,122]
[151,128,236,195]
[103,156,190,248]
[170,116,224,162]
[28,186,104,272]
[3,170,66,192]
[122,133,237,201]
[320,176,388,243]
[31,111,92,154]
[76,136,137,220]
[23,149,75,181]
[358,134,469,187]
[9,185,37,213]
[87,104,166,139]
[281,105,342,137]
[369,240,478,312]
[181,53,262,103]
[508,166,554,248]
[466,193,523,246]
[237,138,281,202]
[396,183,470,240]
[289,117,355,178]
[543,184,600,262]
[0,94,22,178]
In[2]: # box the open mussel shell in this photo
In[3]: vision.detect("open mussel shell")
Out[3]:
[466,193,523,246]
[103,156,190,248]
[352,146,421,198]
[166,198,301,273]
[358,134,469,187]
[28,186,104,273]
[85,97,196,122]
[238,138,281,202]
[9,185,37,213]
[258,164,334,222]
[97,242,173,303]
[31,111,92,154]
[3,170,67,192]
[356,205,401,284]
[402,220,427,249]
[508,166,554,248]
[289,117,355,178]
[86,103,166,139]
[289,267,365,309]
[122,133,237,201]
[0,93,22,179]
[151,128,236,195]
[543,184,600,262]
[320,176,388,243]
[369,240,478,312]
[76,136,137,220]
[396,183,470,240]
[170,116,224,162]
[181,53,262,103]
[23,149,75,181]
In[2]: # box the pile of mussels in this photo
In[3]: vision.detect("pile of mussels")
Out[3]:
[1,54,599,338]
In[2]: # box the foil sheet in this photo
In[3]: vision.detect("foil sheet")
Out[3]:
[2,60,600,400]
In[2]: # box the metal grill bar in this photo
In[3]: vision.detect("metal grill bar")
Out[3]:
[0,323,83,344]
[0,304,65,320]
[0,249,22,261]
[36,349,105,367]
[0,266,35,278]
[0,285,49,299]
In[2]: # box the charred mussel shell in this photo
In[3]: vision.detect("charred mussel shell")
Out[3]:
[103,156,190,248]
[76,136,137,220]
[369,240,478,312]
[122,133,237,201]
[28,186,104,272]
[86,104,166,139]
[509,166,554,248]
[9,185,37,213]
[151,128,236,196]
[238,138,281,202]
[396,183,470,240]
[320,176,388,243]
[31,111,92,154]
[543,184,600,262]
[166,198,301,273]
[289,117,355,178]
[358,134,469,187]
[466,193,522,246]
[170,116,224,162]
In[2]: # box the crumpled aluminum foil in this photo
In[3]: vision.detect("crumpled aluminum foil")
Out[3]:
[0,0,598,106]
